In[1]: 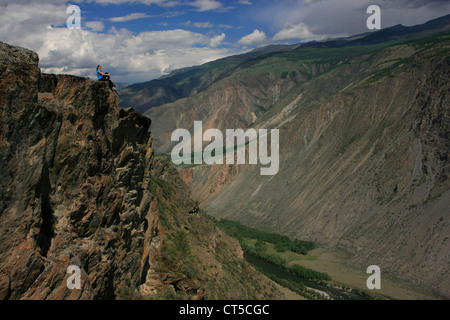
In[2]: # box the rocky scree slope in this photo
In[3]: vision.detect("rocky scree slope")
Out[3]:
[0,41,282,300]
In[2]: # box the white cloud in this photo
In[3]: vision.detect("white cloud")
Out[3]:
[184,20,214,28]
[273,23,327,42]
[209,33,226,47]
[76,0,178,6]
[108,13,151,22]
[189,0,223,12]
[74,0,225,11]
[238,29,266,46]
[85,21,105,32]
[193,21,214,28]
[217,23,234,29]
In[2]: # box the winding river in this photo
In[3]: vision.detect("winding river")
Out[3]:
[244,252,369,300]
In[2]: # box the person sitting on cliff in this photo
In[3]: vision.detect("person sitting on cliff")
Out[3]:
[96,65,116,91]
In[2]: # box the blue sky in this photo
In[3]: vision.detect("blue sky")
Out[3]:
[1,0,449,84]
[79,1,259,43]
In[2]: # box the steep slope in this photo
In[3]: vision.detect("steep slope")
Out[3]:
[186,34,450,298]
[145,55,323,153]
[0,41,283,300]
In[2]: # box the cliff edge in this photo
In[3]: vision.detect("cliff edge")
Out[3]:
[0,41,282,300]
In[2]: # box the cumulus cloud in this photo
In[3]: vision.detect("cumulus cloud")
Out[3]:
[238,29,267,46]
[209,33,226,47]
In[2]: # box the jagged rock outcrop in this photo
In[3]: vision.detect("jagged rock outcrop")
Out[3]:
[0,41,283,300]
[0,40,152,300]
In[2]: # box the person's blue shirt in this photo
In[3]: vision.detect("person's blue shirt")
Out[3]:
[97,69,102,80]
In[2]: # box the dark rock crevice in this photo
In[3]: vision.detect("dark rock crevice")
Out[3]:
[36,161,54,258]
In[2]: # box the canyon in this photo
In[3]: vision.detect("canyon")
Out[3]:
[122,16,450,299]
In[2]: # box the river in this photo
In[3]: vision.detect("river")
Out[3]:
[244,252,369,300]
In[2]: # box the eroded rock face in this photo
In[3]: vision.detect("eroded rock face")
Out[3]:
[0,41,283,300]
[0,40,154,300]
[186,38,450,298]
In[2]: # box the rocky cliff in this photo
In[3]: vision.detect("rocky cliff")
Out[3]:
[0,41,282,300]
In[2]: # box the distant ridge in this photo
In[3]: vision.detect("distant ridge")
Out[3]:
[119,14,450,115]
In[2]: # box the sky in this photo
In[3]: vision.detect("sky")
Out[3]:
[1,0,449,84]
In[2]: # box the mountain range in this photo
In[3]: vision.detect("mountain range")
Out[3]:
[119,14,450,118]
